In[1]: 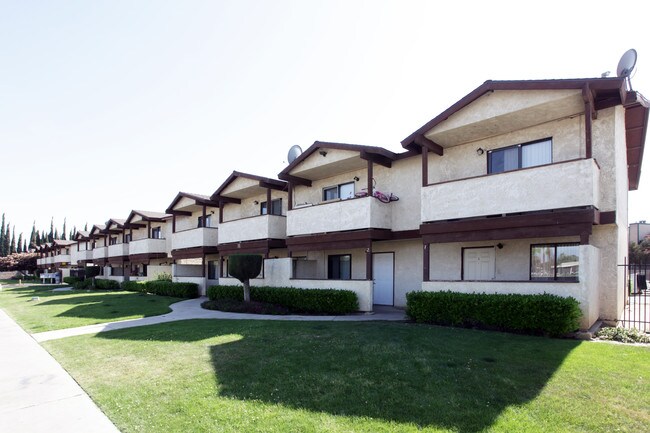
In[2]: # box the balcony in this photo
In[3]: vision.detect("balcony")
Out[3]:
[76,250,93,261]
[92,247,107,260]
[219,215,286,244]
[287,197,392,237]
[421,159,600,223]
[129,238,167,256]
[37,258,44,266]
[172,227,218,251]
[54,254,71,264]
[108,243,129,258]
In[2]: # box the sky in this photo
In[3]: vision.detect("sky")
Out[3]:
[1,0,649,241]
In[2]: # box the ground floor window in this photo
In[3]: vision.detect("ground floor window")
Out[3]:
[530,243,579,281]
[207,260,218,279]
[328,254,351,280]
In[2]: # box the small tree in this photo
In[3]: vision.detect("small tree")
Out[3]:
[227,254,263,302]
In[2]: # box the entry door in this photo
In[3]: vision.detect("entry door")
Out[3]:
[463,248,495,280]
[373,253,394,305]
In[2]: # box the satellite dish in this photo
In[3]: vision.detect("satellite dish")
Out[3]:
[287,145,303,163]
[617,49,637,78]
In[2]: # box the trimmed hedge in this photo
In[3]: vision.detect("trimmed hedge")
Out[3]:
[207,285,359,315]
[406,291,582,336]
[121,280,198,299]
[93,279,121,290]
[63,276,82,285]
[72,279,93,290]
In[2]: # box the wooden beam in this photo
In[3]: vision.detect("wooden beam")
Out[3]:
[421,147,428,187]
[259,181,286,191]
[212,195,241,205]
[423,243,430,282]
[278,173,312,187]
[168,210,192,216]
[414,135,443,156]
[360,151,392,168]
[367,159,373,196]
[423,223,592,244]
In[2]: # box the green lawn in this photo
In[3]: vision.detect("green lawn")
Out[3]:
[0,284,181,333]
[43,320,650,433]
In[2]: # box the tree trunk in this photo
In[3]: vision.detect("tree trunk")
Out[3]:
[243,279,251,302]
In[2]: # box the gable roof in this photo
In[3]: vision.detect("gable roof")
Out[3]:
[89,224,106,238]
[165,191,220,214]
[125,210,171,226]
[211,171,287,202]
[73,230,90,241]
[401,77,648,191]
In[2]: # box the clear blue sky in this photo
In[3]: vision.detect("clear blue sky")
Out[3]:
[1,0,649,240]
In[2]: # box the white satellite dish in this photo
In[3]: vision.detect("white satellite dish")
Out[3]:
[617,49,637,78]
[287,145,303,163]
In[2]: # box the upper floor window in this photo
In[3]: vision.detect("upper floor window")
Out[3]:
[261,199,282,216]
[198,215,212,228]
[124,233,132,243]
[109,237,117,245]
[488,138,552,174]
[530,243,579,282]
[151,227,162,239]
[323,182,354,201]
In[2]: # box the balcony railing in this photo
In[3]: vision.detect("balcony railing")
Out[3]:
[92,247,107,260]
[287,197,392,237]
[108,243,129,258]
[219,215,286,244]
[129,238,167,256]
[76,250,93,261]
[172,227,218,250]
[421,159,600,222]
[54,254,71,264]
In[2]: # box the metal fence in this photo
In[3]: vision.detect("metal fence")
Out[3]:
[620,263,649,332]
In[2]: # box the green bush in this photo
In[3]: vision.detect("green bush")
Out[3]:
[596,326,650,344]
[93,279,121,290]
[121,280,147,292]
[121,280,198,298]
[72,279,93,290]
[406,291,582,337]
[63,276,82,285]
[207,285,359,315]
[156,272,172,282]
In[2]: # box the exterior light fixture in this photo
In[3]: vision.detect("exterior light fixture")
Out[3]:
[476,148,485,155]
[319,150,328,157]
[353,176,360,181]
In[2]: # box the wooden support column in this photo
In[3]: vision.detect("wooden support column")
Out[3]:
[288,183,293,211]
[423,243,430,281]
[365,242,373,280]
[201,254,206,277]
[219,202,224,224]
[582,84,595,159]
[367,159,373,196]
[266,188,272,211]
[172,214,176,233]
[202,205,207,227]
[147,221,151,237]
[220,256,225,278]
[422,147,429,187]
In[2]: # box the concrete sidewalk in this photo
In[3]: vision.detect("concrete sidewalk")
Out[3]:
[0,309,119,433]
[34,297,408,342]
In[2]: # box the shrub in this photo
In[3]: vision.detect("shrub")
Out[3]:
[93,279,121,290]
[156,272,172,282]
[228,254,263,302]
[596,326,650,344]
[406,291,582,337]
[202,299,291,315]
[85,266,101,278]
[144,280,199,298]
[63,276,82,285]
[207,285,359,315]
[72,279,93,290]
[121,280,147,292]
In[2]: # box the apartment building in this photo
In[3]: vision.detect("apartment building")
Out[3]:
[629,221,650,244]
[38,76,646,330]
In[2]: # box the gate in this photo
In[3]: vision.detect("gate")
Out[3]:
[620,262,649,332]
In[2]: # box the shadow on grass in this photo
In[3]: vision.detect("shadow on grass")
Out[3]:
[97,319,581,432]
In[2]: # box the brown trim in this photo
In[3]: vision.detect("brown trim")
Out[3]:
[598,211,616,225]
[107,255,129,264]
[583,85,593,159]
[367,159,373,196]
[171,246,220,260]
[360,151,392,168]
[211,171,287,200]
[168,210,192,216]
[423,243,430,281]
[624,93,649,190]
[288,183,293,211]
[287,229,391,249]
[165,191,220,214]
[217,239,286,255]
[421,147,428,187]
[128,253,167,263]
[278,173,312,187]
[259,180,287,191]
[365,244,372,280]
[212,195,242,205]
[172,214,176,233]
[414,135,443,156]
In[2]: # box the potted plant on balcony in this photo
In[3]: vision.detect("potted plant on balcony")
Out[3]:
[228,254,262,302]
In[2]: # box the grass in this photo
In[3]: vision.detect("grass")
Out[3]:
[0,284,181,333]
[43,320,650,433]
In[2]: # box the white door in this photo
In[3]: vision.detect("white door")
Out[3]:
[463,248,495,280]
[373,253,394,305]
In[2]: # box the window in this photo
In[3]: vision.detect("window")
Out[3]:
[328,254,351,280]
[488,138,552,174]
[124,233,132,243]
[109,237,117,245]
[323,182,355,201]
[261,199,282,216]
[530,243,579,281]
[198,215,212,228]
[207,260,218,279]
[151,227,162,239]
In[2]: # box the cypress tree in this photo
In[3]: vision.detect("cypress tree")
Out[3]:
[41,230,47,245]
[29,221,37,249]
[84,222,88,231]
[62,218,67,240]
[23,239,27,253]
[17,233,23,253]
[10,226,16,254]
[48,218,54,242]
[54,228,59,240]
[0,213,5,256]
[4,226,10,256]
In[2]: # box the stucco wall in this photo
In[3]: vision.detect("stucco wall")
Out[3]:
[175,207,218,232]
[222,191,288,222]
[427,115,584,184]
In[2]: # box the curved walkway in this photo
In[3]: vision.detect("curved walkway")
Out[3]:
[33,297,408,342]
